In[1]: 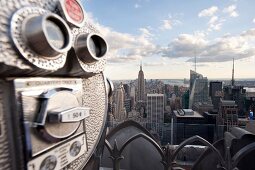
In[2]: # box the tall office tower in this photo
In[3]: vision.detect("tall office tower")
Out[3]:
[174,85,179,97]
[130,84,136,109]
[147,94,164,139]
[123,83,130,98]
[231,58,235,86]
[137,63,145,102]
[182,90,189,109]
[209,81,223,110]
[189,70,202,94]
[189,71,209,109]
[124,98,132,114]
[115,83,126,121]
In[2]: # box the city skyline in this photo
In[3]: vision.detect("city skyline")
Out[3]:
[83,0,255,80]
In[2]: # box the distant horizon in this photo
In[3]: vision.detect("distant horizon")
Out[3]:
[111,78,255,81]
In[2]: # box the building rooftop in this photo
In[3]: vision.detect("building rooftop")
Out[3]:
[147,93,164,96]
[174,109,204,118]
[245,87,255,97]
[221,100,237,106]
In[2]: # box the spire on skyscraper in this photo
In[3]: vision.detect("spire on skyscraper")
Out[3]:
[231,58,235,86]
[140,61,142,71]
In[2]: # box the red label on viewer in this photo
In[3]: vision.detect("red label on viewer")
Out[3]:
[65,0,84,23]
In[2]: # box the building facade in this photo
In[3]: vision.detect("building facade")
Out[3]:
[217,100,238,132]
[189,71,209,109]
[209,81,223,110]
[115,83,127,121]
[223,85,246,116]
[147,94,164,139]
[189,70,202,94]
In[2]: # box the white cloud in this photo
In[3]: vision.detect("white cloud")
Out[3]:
[139,28,154,37]
[161,32,207,59]
[241,28,255,39]
[144,61,166,67]
[87,13,157,64]
[223,5,239,17]
[208,16,225,31]
[134,3,141,8]
[161,19,173,30]
[198,6,223,31]
[161,28,255,63]
[160,17,181,30]
[87,12,255,65]
[208,16,218,25]
[198,6,219,17]
[253,18,255,23]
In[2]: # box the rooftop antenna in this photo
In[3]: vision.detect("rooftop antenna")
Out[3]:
[231,58,235,86]
[140,61,142,71]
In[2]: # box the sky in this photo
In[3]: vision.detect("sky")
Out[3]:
[81,0,255,80]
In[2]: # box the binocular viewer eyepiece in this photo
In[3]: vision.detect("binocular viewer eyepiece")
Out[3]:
[9,4,108,75]
[23,13,72,57]
[75,33,108,63]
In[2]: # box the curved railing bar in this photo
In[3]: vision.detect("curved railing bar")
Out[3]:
[119,133,165,158]
[105,139,113,152]
[232,142,255,168]
[171,135,225,168]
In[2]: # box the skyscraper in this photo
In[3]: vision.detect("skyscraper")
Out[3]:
[137,63,145,102]
[217,100,238,132]
[223,60,246,116]
[189,70,202,94]
[147,94,164,139]
[231,58,235,86]
[209,81,223,110]
[182,90,189,109]
[189,71,209,109]
[130,83,136,109]
[115,83,126,121]
[123,83,130,98]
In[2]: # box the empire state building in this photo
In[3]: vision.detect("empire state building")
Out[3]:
[137,64,145,102]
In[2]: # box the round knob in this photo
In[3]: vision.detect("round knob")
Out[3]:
[43,91,81,140]
[34,88,90,143]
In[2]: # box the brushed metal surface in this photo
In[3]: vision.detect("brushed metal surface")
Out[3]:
[0,82,12,169]
[12,74,107,169]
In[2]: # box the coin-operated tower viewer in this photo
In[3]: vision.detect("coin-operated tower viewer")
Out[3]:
[0,0,113,169]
